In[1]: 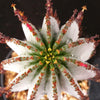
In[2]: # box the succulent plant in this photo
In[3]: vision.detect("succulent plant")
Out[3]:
[0,0,100,100]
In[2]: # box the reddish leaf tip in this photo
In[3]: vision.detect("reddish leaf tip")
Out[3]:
[46,0,53,16]
[0,32,10,43]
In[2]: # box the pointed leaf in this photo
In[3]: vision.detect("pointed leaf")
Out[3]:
[45,68,61,100]
[6,38,34,56]
[1,56,34,73]
[61,21,79,43]
[22,23,41,44]
[66,38,95,61]
[59,65,84,99]
[27,66,46,100]
[8,65,38,92]
[41,16,59,38]
[65,57,96,80]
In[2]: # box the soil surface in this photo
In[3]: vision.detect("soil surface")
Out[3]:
[0,0,100,100]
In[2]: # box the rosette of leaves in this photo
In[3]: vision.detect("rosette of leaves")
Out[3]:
[0,0,100,100]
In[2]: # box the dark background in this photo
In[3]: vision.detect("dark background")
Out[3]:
[0,0,100,100]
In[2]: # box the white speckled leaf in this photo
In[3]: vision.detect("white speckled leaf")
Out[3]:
[2,56,32,73]
[6,39,33,56]
[10,65,37,92]
[66,57,96,80]
[11,69,35,92]
[66,38,95,61]
[27,69,45,100]
[34,76,46,100]
[60,67,83,99]
[45,73,61,100]
[61,21,79,43]
[41,16,59,37]
[22,22,40,43]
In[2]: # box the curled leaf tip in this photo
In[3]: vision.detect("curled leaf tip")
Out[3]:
[82,6,87,12]
[12,6,27,23]
[11,4,16,10]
